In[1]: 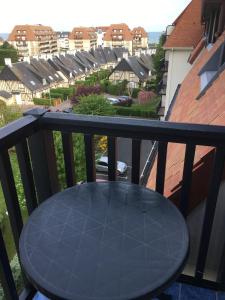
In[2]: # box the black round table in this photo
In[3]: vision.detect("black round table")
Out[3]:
[19,182,189,300]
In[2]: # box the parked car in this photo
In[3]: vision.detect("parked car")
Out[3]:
[106,97,120,105]
[96,156,128,175]
[117,95,133,107]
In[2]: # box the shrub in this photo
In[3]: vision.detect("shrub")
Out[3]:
[115,97,161,119]
[33,98,54,106]
[131,88,141,98]
[138,91,157,104]
[76,85,102,97]
[50,87,75,100]
[73,95,115,116]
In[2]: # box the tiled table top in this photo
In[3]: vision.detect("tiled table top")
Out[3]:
[33,282,225,300]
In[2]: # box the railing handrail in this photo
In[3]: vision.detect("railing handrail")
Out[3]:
[0,115,39,151]
[37,111,225,146]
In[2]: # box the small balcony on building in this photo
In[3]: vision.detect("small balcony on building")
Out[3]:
[0,109,225,299]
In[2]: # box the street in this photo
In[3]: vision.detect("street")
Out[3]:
[96,137,152,182]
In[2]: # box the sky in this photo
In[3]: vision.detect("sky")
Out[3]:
[1,0,191,33]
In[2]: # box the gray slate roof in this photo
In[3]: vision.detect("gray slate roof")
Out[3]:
[113,56,149,81]
[90,47,107,65]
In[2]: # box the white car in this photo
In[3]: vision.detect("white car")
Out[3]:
[96,156,128,175]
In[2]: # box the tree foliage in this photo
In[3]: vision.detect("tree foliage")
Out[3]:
[73,95,116,116]
[0,42,18,66]
[152,33,166,88]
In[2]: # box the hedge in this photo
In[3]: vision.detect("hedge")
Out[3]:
[33,98,54,106]
[75,80,91,86]
[114,98,161,119]
[49,87,75,100]
[115,106,158,118]
[101,80,128,96]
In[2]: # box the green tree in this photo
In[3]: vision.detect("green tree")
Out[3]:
[0,42,18,66]
[152,33,166,88]
[73,95,116,116]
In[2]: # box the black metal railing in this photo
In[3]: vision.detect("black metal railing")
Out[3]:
[0,108,225,299]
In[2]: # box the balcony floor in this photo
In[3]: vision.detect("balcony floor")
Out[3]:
[33,282,225,299]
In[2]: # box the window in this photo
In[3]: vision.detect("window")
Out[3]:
[55,74,59,78]
[197,41,225,99]
[48,76,53,81]
[140,71,144,76]
[30,81,36,86]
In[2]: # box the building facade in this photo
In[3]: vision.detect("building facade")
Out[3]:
[132,27,148,54]
[161,0,203,117]
[103,24,133,54]
[95,26,109,47]
[8,25,58,58]
[57,31,70,52]
[69,27,97,51]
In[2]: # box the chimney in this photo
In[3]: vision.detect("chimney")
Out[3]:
[24,56,30,64]
[135,51,141,57]
[4,58,12,67]
[42,78,47,85]
[40,54,47,60]
[123,52,128,59]
[47,53,53,60]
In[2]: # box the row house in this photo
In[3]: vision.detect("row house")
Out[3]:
[8,25,58,59]
[0,47,128,102]
[161,0,203,117]
[69,27,97,51]
[109,54,153,88]
[148,0,225,279]
[0,58,64,103]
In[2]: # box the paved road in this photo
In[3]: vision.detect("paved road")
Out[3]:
[96,137,152,182]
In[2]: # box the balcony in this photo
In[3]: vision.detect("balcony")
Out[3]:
[0,109,225,299]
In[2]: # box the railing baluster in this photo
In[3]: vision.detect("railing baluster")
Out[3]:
[28,130,60,203]
[132,139,141,184]
[84,134,96,182]
[0,150,23,253]
[180,143,196,217]
[108,136,117,181]
[0,229,18,300]
[16,140,38,215]
[156,141,168,194]
[61,132,76,187]
[195,147,225,280]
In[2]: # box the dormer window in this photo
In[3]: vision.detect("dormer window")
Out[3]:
[197,41,225,99]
